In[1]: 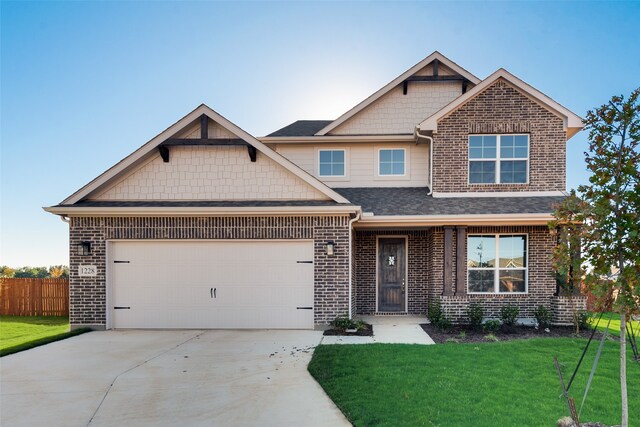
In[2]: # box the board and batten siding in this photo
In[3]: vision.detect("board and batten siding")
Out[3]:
[275,143,429,188]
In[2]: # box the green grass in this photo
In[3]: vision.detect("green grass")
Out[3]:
[0,316,90,357]
[309,339,640,427]
[591,312,640,338]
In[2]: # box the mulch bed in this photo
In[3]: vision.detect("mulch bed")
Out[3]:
[420,323,606,344]
[323,323,374,336]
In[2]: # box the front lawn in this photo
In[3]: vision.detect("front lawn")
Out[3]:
[309,339,639,427]
[592,312,640,338]
[0,316,90,356]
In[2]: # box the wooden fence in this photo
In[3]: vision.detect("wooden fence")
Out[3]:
[0,278,69,316]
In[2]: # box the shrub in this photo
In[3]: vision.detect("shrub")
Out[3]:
[533,305,552,328]
[467,303,484,330]
[500,305,520,327]
[331,315,365,331]
[483,319,501,333]
[427,301,443,325]
[435,315,452,331]
[575,310,592,331]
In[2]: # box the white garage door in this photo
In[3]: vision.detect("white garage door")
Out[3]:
[109,240,314,329]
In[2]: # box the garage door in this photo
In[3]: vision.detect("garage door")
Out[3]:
[109,240,314,329]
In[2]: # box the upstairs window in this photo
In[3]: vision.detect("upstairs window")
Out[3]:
[469,135,528,184]
[318,150,345,176]
[379,149,405,176]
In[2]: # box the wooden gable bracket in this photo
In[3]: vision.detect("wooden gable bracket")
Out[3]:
[402,75,470,95]
[157,137,257,163]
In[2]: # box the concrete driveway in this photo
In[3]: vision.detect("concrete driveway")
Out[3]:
[1,330,350,427]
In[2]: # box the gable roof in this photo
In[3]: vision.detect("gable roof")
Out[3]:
[268,120,333,137]
[314,51,481,136]
[59,104,350,206]
[419,68,583,139]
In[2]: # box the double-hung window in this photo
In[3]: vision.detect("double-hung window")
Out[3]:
[318,150,345,177]
[469,135,528,184]
[467,234,527,294]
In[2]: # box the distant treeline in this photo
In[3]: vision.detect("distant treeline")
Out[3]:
[0,265,69,279]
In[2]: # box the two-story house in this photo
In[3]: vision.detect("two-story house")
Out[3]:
[46,52,585,330]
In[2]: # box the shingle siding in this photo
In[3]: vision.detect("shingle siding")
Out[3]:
[69,215,350,329]
[432,79,566,193]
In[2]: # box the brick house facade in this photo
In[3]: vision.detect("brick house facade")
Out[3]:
[47,52,585,330]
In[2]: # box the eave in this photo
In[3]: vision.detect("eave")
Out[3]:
[43,205,360,217]
[259,134,416,144]
[354,213,554,228]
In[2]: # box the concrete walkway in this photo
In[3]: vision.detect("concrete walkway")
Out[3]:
[1,330,350,427]
[321,315,435,345]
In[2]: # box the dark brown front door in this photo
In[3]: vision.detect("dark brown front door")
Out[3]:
[378,237,406,312]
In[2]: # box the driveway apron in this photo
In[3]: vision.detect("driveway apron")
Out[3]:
[0,330,349,427]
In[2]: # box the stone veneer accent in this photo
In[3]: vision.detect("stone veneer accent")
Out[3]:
[432,78,566,193]
[69,215,350,329]
[353,230,430,315]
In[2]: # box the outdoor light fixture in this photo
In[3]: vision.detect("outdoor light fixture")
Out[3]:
[325,241,335,256]
[77,241,91,256]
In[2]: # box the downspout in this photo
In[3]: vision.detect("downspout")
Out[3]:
[415,127,434,195]
[60,215,70,224]
[348,210,361,320]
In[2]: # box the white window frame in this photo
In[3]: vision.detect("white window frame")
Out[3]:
[316,148,348,180]
[377,148,406,177]
[468,134,529,185]
[467,233,529,295]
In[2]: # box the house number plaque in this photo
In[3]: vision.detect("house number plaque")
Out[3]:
[78,265,97,277]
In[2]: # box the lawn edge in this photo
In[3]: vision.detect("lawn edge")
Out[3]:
[0,328,92,357]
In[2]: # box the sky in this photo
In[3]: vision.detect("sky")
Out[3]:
[1,1,639,267]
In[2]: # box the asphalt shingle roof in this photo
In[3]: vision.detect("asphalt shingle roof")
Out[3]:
[334,187,565,216]
[266,120,333,137]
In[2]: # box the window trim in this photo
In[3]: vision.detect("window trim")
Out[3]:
[468,134,529,185]
[377,148,407,177]
[467,233,529,295]
[316,148,348,180]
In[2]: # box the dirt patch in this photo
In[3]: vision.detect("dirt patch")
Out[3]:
[323,323,374,337]
[420,323,606,344]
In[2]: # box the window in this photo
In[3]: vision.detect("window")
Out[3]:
[469,135,528,184]
[318,150,345,176]
[467,234,527,293]
[379,149,405,176]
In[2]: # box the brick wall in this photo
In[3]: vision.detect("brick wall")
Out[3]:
[69,215,350,329]
[432,78,566,193]
[551,295,587,325]
[439,225,559,323]
[353,229,430,315]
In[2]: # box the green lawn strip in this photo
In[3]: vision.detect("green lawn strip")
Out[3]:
[0,328,92,357]
[0,316,91,357]
[309,339,639,427]
[592,312,640,338]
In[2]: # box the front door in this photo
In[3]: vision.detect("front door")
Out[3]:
[377,237,406,312]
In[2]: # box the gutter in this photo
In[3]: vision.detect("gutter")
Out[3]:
[414,127,434,195]
[355,213,554,227]
[347,210,361,320]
